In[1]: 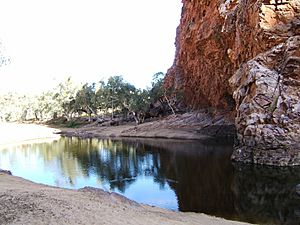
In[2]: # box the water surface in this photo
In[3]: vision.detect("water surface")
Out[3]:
[0,137,300,224]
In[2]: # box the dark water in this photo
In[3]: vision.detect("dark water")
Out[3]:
[1,137,300,224]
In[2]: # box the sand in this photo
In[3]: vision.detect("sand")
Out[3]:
[0,122,60,147]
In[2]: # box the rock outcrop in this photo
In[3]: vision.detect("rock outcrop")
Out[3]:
[230,36,300,166]
[166,0,300,165]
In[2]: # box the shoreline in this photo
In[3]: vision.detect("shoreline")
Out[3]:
[0,121,247,225]
[58,124,213,141]
[57,112,235,141]
[0,172,249,225]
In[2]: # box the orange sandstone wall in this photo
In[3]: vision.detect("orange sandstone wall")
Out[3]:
[166,0,299,109]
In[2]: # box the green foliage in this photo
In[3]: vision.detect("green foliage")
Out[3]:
[94,75,151,123]
[75,83,97,117]
[149,72,165,103]
[0,77,78,122]
[53,77,78,120]
[0,73,169,124]
[0,93,30,122]
[105,76,135,112]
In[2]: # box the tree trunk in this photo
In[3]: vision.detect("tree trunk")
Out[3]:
[34,111,39,121]
[164,93,176,115]
[132,112,139,125]
[21,109,28,121]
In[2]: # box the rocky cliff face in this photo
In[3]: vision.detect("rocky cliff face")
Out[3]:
[166,0,300,166]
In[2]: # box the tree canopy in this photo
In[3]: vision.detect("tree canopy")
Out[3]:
[0,73,169,125]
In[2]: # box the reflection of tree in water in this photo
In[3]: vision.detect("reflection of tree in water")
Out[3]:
[56,138,163,192]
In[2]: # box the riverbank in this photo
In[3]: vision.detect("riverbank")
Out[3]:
[0,172,248,225]
[0,112,235,145]
[58,112,235,140]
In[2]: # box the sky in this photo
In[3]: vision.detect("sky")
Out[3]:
[0,0,182,94]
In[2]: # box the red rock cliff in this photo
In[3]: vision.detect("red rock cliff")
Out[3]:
[166,0,300,166]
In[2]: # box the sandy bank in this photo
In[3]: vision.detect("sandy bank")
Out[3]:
[0,122,60,146]
[59,112,235,140]
[59,124,209,140]
[0,172,248,225]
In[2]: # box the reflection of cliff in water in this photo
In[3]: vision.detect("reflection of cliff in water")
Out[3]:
[148,140,236,218]
[233,163,300,225]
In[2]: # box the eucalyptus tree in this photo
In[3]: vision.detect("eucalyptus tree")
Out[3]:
[149,72,176,115]
[128,88,150,124]
[0,93,29,121]
[34,91,58,120]
[95,81,111,115]
[149,72,165,103]
[103,76,151,123]
[75,83,98,121]
[52,77,78,121]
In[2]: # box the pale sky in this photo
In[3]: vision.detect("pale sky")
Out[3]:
[0,0,182,93]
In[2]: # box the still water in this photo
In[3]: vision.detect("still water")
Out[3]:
[0,137,300,224]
